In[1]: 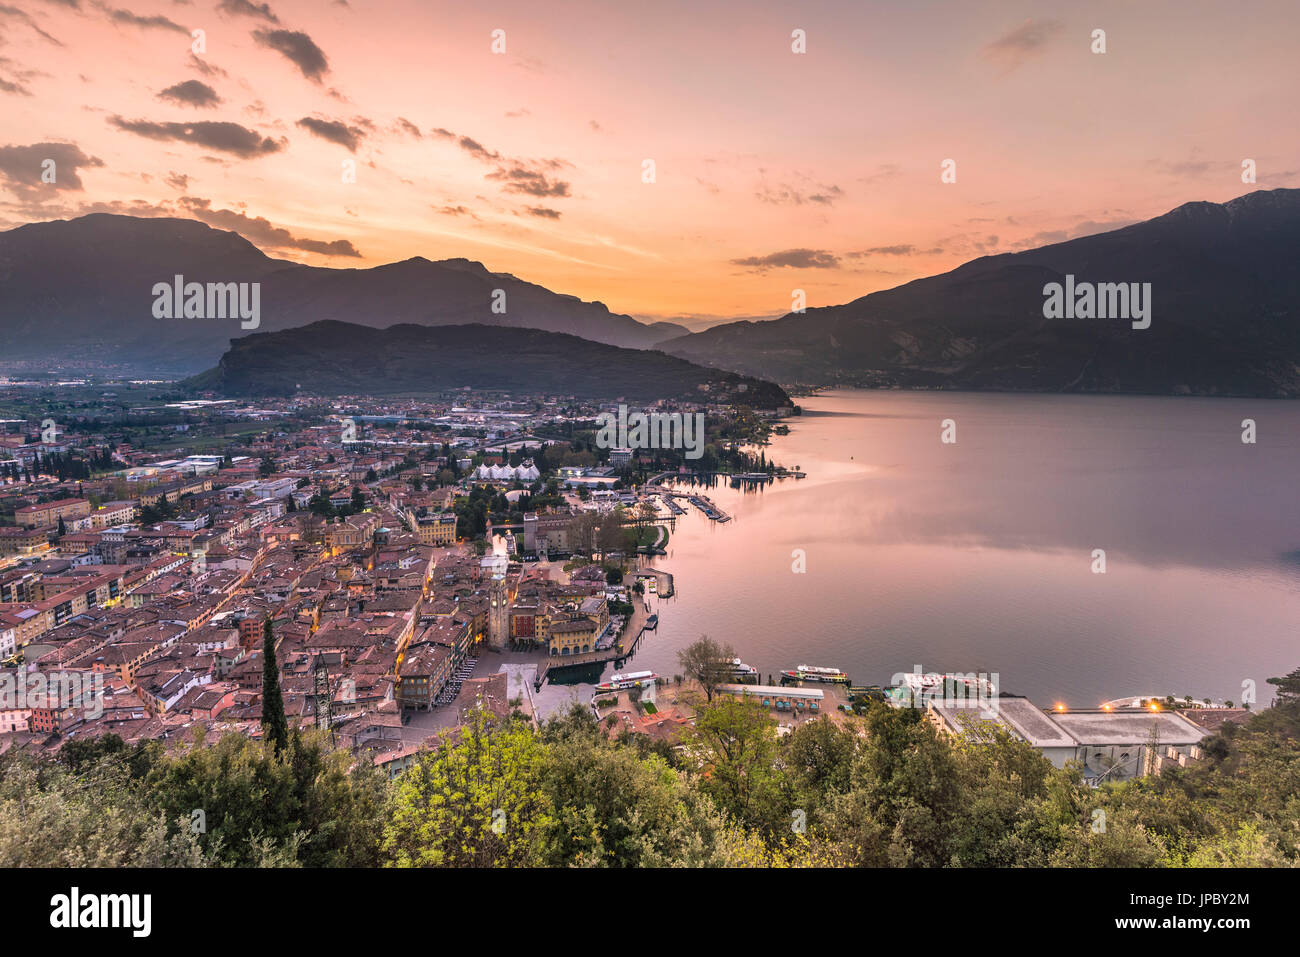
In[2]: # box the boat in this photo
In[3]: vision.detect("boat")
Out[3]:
[645,614,659,629]
[595,670,659,692]
[892,672,996,702]
[781,665,850,684]
[721,657,759,682]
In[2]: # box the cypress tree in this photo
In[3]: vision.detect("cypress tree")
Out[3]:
[261,617,288,754]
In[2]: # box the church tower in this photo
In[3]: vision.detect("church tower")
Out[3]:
[489,576,509,649]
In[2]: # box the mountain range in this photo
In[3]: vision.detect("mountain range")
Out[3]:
[0,214,686,372]
[660,189,1300,397]
[183,320,791,407]
[3,189,1298,397]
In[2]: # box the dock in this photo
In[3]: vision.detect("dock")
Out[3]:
[534,621,652,689]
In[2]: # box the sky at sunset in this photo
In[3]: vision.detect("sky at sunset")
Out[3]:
[2,0,1298,327]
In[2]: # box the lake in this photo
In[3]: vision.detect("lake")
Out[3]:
[612,389,1300,709]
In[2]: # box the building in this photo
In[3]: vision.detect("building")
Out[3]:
[395,642,451,711]
[926,698,1208,784]
[522,512,573,553]
[718,683,824,713]
[324,513,380,550]
[15,498,91,530]
[91,501,138,529]
[0,527,49,557]
[545,615,600,656]
[416,513,457,546]
[138,477,213,507]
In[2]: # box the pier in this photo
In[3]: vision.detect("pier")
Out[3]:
[534,618,652,689]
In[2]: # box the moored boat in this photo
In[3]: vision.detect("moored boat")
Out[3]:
[595,670,658,692]
[892,671,997,702]
[720,657,759,681]
[781,664,850,684]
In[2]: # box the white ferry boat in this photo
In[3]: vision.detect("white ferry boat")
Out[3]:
[893,672,996,701]
[595,670,658,692]
[722,657,759,681]
[781,665,850,684]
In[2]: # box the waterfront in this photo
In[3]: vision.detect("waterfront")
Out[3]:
[614,390,1300,709]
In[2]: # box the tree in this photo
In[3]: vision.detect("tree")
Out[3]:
[56,515,67,537]
[261,619,288,755]
[567,511,598,556]
[1266,666,1300,704]
[382,710,552,867]
[677,634,736,702]
[688,697,786,834]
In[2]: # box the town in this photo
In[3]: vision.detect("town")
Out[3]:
[0,377,795,772]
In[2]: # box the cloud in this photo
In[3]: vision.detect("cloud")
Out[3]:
[0,75,31,96]
[846,245,942,258]
[525,206,561,219]
[984,19,1063,71]
[434,204,473,217]
[0,142,104,196]
[731,248,840,270]
[165,171,189,190]
[100,6,189,35]
[457,136,499,161]
[253,28,329,83]
[296,115,365,152]
[157,79,222,108]
[108,116,285,157]
[857,163,901,185]
[756,181,844,206]
[0,4,62,44]
[487,163,570,198]
[188,52,228,78]
[429,127,574,200]
[178,196,361,257]
[394,117,421,138]
[217,0,278,23]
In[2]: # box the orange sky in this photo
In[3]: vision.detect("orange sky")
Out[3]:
[2,0,1298,326]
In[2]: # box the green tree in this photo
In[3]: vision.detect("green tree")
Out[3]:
[382,710,553,867]
[261,618,288,755]
[688,697,786,835]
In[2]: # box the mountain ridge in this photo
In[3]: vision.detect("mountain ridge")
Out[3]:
[660,188,1300,397]
[184,320,792,407]
[0,213,689,371]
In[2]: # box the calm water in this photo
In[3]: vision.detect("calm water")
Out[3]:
[597,390,1300,710]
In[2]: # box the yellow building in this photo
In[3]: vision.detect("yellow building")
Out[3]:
[546,615,601,656]
[15,498,90,529]
[416,513,457,546]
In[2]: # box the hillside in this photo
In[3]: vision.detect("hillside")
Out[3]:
[662,189,1300,397]
[183,320,791,406]
[0,214,687,372]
